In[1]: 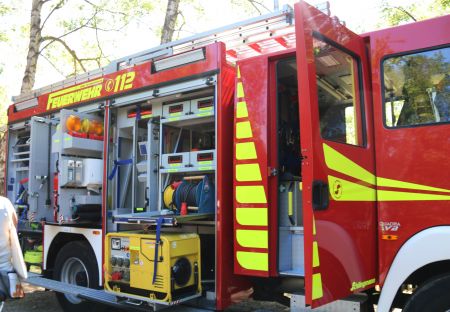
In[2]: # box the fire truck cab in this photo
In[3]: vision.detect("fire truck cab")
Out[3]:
[4,1,450,312]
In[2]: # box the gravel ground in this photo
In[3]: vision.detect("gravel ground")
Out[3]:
[3,284,288,312]
[3,284,62,312]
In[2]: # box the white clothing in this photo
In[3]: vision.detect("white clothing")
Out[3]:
[0,197,27,280]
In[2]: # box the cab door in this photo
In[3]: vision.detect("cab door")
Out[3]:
[295,1,377,307]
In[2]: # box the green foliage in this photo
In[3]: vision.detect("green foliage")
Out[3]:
[380,0,450,27]
[0,1,9,42]
[36,0,159,78]
[0,85,8,127]
[0,2,9,15]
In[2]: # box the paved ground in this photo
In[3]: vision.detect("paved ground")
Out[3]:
[3,284,289,312]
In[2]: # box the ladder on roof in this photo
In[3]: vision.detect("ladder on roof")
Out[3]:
[13,5,294,103]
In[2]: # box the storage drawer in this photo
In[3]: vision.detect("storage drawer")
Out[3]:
[161,152,190,170]
[162,101,190,119]
[190,150,216,170]
[190,96,214,117]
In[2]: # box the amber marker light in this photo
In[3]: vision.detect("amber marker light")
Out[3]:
[381,234,398,240]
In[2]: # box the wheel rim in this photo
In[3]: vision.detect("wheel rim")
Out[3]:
[60,257,90,304]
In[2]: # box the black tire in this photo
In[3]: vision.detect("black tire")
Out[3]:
[53,240,104,312]
[403,273,450,312]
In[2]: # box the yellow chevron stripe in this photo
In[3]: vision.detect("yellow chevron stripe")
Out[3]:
[237,82,245,98]
[313,216,316,235]
[377,177,450,193]
[236,101,248,118]
[236,208,268,226]
[312,242,320,268]
[323,143,450,196]
[235,185,267,203]
[378,190,450,201]
[328,175,376,201]
[312,273,323,300]
[236,142,257,160]
[236,229,268,248]
[323,143,375,185]
[236,251,268,271]
[236,121,253,139]
[236,163,262,181]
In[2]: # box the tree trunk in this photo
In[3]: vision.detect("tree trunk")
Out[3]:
[21,0,44,94]
[160,0,181,44]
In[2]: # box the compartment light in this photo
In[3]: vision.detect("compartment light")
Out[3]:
[317,55,340,67]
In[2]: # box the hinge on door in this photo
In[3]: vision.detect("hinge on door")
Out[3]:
[268,167,278,176]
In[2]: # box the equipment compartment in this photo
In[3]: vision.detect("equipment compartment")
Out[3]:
[61,133,103,157]
[107,86,218,308]
[105,232,201,303]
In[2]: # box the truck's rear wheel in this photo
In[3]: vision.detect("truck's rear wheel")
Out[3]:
[53,241,103,312]
[403,273,450,312]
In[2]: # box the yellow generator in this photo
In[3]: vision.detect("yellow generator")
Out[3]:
[105,232,201,303]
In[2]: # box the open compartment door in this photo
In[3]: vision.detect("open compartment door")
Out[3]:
[233,58,273,277]
[295,1,376,307]
[28,117,55,221]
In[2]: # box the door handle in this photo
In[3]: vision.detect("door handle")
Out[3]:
[312,180,329,211]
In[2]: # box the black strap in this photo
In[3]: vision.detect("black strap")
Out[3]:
[152,216,164,284]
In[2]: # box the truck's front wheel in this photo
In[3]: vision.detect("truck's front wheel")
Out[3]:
[403,273,450,312]
[53,241,103,312]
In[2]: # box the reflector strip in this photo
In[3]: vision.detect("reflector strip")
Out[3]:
[236,251,268,271]
[236,121,253,139]
[377,177,450,193]
[377,190,450,201]
[236,163,262,181]
[237,82,245,98]
[236,142,257,160]
[236,208,268,226]
[288,191,293,216]
[312,242,320,268]
[236,230,268,248]
[327,175,376,201]
[323,143,375,185]
[323,143,450,195]
[236,101,248,118]
[236,186,267,203]
[234,66,269,274]
[312,273,323,300]
[313,216,316,235]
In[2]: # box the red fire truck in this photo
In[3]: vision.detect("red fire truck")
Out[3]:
[3,1,450,311]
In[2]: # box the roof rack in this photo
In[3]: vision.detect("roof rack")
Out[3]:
[13,5,294,103]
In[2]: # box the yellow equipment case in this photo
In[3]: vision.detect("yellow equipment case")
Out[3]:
[105,232,201,303]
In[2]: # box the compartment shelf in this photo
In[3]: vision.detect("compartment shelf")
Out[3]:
[11,158,30,163]
[113,211,213,225]
[16,167,30,172]
[161,115,214,127]
[14,143,30,148]
[13,151,31,156]
[61,133,103,157]
[160,165,216,174]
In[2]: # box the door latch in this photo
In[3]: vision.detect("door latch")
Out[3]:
[312,180,329,210]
